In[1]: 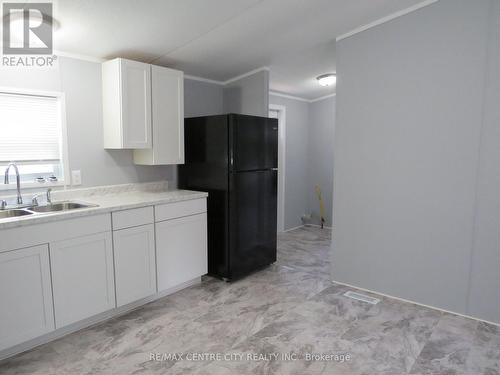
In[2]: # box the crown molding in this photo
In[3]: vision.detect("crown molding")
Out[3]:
[310,93,336,103]
[178,67,271,86]
[223,66,270,85]
[32,50,330,105]
[184,74,224,85]
[270,91,336,103]
[42,50,270,88]
[269,91,310,102]
[53,50,105,63]
[336,0,439,42]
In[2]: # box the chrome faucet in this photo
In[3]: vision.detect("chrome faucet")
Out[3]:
[4,163,23,205]
[46,188,52,204]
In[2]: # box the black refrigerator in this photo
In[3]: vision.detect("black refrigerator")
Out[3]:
[179,114,278,281]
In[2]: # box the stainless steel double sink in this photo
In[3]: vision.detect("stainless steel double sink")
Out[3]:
[0,202,97,220]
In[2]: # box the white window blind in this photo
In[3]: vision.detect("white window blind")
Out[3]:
[0,92,61,163]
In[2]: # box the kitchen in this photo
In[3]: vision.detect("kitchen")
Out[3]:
[1,1,500,374]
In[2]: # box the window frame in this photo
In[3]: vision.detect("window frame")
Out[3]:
[0,86,70,191]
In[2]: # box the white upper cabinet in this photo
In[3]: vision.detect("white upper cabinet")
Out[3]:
[102,58,152,149]
[102,58,184,163]
[134,65,184,165]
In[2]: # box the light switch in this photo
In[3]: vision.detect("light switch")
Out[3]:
[71,170,82,186]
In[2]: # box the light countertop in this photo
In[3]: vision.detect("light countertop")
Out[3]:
[0,187,207,230]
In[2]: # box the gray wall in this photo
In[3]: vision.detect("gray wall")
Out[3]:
[61,58,175,187]
[308,97,335,226]
[0,56,175,189]
[269,94,335,230]
[468,0,500,323]
[269,95,310,230]
[184,78,224,118]
[0,58,225,190]
[224,70,269,116]
[333,0,500,322]
[169,77,226,188]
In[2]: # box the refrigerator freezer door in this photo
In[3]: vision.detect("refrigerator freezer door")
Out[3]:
[229,169,277,279]
[180,115,229,191]
[230,114,278,172]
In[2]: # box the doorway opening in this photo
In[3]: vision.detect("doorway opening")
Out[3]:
[269,104,286,232]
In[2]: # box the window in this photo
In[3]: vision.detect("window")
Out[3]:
[0,90,66,188]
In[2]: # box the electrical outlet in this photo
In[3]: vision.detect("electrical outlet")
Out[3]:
[71,170,82,186]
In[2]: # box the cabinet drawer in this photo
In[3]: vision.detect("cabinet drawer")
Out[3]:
[112,206,154,230]
[0,214,111,254]
[155,198,206,222]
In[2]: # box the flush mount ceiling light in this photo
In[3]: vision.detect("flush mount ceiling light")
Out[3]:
[316,74,337,87]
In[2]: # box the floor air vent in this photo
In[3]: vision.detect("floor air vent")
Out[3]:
[343,291,380,305]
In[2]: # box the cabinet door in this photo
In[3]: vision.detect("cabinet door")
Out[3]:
[120,59,152,149]
[152,65,184,164]
[134,65,184,165]
[51,232,115,328]
[113,224,156,307]
[156,213,207,291]
[0,245,54,351]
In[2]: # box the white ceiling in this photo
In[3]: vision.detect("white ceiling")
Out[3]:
[53,0,429,99]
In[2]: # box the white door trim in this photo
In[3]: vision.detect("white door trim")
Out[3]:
[269,104,286,232]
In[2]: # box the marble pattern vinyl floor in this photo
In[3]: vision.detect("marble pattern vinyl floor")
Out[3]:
[1,226,499,374]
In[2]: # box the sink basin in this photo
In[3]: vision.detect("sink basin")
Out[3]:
[0,209,33,219]
[28,202,97,213]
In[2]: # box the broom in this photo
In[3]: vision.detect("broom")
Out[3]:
[315,185,326,229]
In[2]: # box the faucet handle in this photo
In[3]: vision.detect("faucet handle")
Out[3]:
[0,200,6,210]
[32,195,40,206]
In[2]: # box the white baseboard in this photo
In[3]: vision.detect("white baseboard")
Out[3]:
[282,225,304,232]
[282,224,333,232]
[0,277,202,361]
[304,224,332,230]
[331,279,500,328]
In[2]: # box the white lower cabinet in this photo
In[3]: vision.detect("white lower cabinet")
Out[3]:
[0,245,54,351]
[113,224,156,306]
[156,213,208,291]
[0,197,208,357]
[50,232,115,328]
